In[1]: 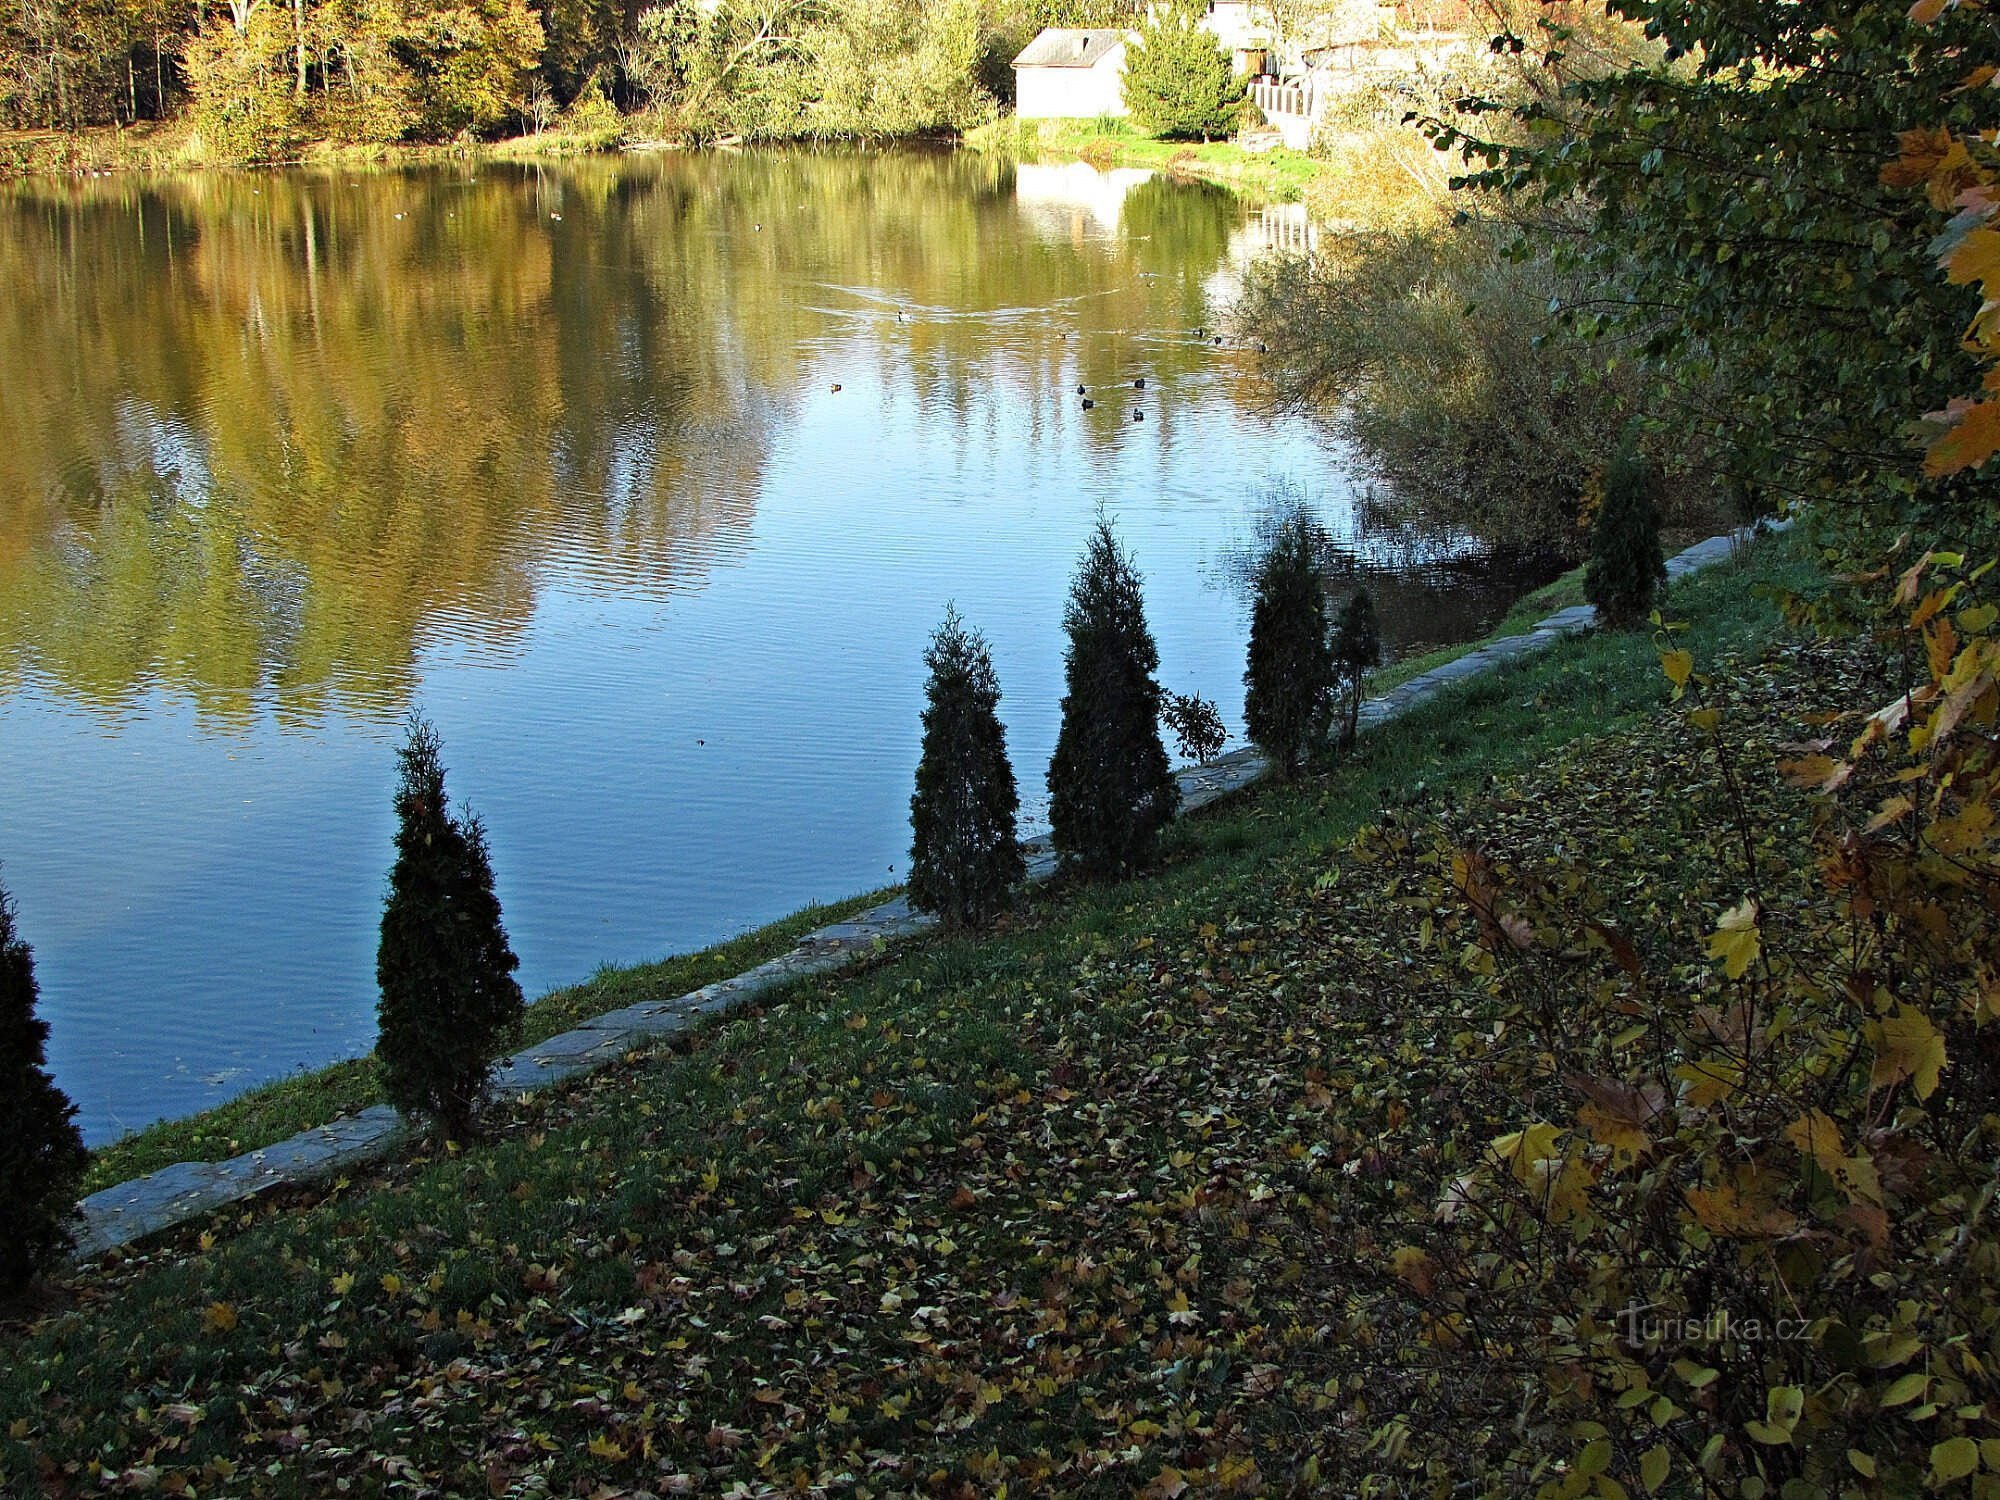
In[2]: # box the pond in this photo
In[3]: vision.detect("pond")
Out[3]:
[0,148,1540,1144]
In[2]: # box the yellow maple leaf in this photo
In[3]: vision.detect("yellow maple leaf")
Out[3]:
[1867,1004,1948,1099]
[1705,899,1761,979]
[201,1301,238,1334]
[1785,1109,1848,1165]
[1491,1121,1562,1185]
[587,1434,629,1462]
[1947,226,2000,288]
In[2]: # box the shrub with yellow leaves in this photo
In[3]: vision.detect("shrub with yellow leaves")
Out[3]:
[1350,544,2000,1494]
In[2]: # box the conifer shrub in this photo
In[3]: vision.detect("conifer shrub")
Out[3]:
[1048,522,1180,877]
[376,716,525,1141]
[1330,587,1382,749]
[908,606,1025,930]
[1585,437,1668,628]
[1121,0,1246,142]
[1243,514,1336,776]
[0,881,88,1295]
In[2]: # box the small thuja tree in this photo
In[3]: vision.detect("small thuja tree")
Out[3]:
[377,716,524,1141]
[1330,588,1381,750]
[1121,0,1245,142]
[1243,513,1336,776]
[1049,521,1180,877]
[0,881,87,1294]
[908,606,1025,929]
[1584,436,1667,628]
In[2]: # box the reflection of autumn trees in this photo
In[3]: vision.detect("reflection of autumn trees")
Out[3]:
[0,150,1242,725]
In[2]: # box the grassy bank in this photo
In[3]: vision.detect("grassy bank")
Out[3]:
[1,534,1825,1493]
[81,889,889,1196]
[966,115,1326,203]
[0,118,631,179]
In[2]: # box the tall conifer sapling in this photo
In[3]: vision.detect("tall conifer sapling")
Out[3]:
[908,606,1025,929]
[1243,513,1337,776]
[0,880,87,1295]
[1048,521,1180,877]
[1585,436,1668,628]
[1331,588,1382,749]
[376,716,524,1141]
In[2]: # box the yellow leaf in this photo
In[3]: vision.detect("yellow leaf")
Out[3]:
[1491,1121,1562,1184]
[1660,648,1694,699]
[587,1434,629,1462]
[380,1272,403,1296]
[1932,1436,1979,1484]
[1705,899,1760,980]
[329,1272,354,1297]
[1884,1371,1929,1406]
[1675,1057,1740,1107]
[1785,1109,1847,1164]
[201,1301,238,1334]
[1867,1004,1948,1099]
[1947,227,2000,288]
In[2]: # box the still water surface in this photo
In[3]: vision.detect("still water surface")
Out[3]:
[0,150,1530,1143]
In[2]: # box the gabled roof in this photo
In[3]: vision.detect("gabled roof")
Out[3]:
[1014,28,1128,68]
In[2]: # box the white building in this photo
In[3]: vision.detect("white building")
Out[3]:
[1012,29,1131,121]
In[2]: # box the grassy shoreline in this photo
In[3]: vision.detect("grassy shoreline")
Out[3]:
[86,539,1668,1199]
[3,111,1340,197]
[0,117,633,179]
[964,115,1328,204]
[81,888,890,1195]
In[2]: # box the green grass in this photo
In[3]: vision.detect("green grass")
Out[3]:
[965,115,1328,203]
[80,889,891,1195]
[0,533,1818,1494]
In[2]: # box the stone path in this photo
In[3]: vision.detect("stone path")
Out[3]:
[71,527,1762,1259]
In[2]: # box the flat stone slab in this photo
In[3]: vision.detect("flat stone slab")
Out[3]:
[71,525,1764,1260]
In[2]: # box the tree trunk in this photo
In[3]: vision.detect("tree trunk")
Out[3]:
[294,0,307,94]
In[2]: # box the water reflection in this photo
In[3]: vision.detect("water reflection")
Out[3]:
[0,151,1530,1142]
[1,151,1248,728]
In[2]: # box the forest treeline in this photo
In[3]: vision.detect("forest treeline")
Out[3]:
[0,0,1136,154]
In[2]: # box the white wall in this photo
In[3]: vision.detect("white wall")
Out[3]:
[1015,52,1129,119]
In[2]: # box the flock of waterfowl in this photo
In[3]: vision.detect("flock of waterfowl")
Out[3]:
[820,320,1264,419]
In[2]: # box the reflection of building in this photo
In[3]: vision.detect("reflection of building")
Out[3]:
[1013,29,1130,120]
[1205,202,1319,308]
[1013,162,1156,239]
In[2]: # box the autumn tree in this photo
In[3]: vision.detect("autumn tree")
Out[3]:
[1121,0,1242,142]
[908,606,1024,929]
[376,715,524,1140]
[1048,521,1179,877]
[0,880,88,1295]
[1584,436,1666,628]
[1423,0,1991,546]
[1243,512,1335,776]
